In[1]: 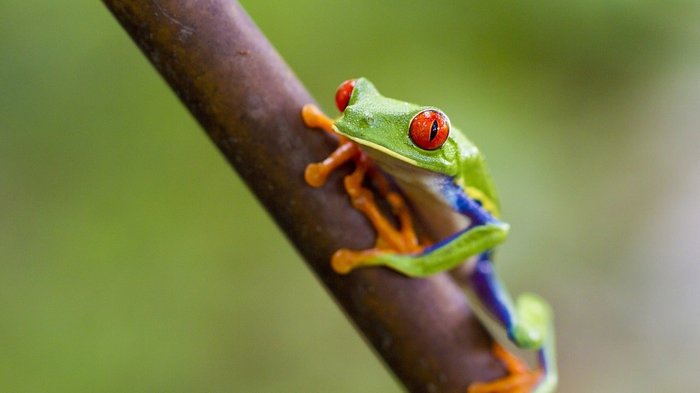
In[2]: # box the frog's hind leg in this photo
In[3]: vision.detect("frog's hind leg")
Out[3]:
[465,254,557,393]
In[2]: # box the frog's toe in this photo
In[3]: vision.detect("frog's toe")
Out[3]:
[467,372,542,393]
[331,249,360,274]
[331,248,384,274]
[508,325,543,350]
[467,344,543,393]
[508,294,552,349]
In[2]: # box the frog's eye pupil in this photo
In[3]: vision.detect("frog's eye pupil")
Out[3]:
[335,79,356,112]
[409,110,450,150]
[430,120,439,141]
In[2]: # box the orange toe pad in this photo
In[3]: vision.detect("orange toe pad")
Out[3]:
[467,344,543,393]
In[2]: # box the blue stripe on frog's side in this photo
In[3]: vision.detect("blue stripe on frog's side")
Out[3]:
[420,178,499,254]
[470,252,516,330]
[441,178,499,226]
[421,178,515,330]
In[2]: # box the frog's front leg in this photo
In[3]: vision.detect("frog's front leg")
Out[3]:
[302,104,359,187]
[301,104,421,259]
[330,172,424,272]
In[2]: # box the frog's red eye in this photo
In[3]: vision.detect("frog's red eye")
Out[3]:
[335,79,356,112]
[409,110,450,150]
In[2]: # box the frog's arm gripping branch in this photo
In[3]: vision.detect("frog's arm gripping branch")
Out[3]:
[103,1,508,392]
[303,104,424,267]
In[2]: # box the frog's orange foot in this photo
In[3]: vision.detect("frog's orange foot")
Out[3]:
[304,163,327,187]
[331,248,385,274]
[467,344,543,393]
[301,104,335,133]
[467,372,542,393]
[331,249,361,274]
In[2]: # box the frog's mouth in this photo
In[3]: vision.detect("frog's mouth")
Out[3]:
[332,125,419,167]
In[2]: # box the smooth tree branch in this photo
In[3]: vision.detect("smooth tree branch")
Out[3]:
[103,1,505,391]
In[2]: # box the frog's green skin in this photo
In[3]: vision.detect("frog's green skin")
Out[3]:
[333,78,557,392]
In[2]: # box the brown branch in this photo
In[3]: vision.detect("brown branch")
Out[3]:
[102,1,505,391]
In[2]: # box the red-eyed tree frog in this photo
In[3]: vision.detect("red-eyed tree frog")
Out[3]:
[301,78,557,393]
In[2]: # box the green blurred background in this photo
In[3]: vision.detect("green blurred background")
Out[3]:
[2,1,699,392]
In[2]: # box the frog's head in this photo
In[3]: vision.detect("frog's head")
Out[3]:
[333,78,462,177]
